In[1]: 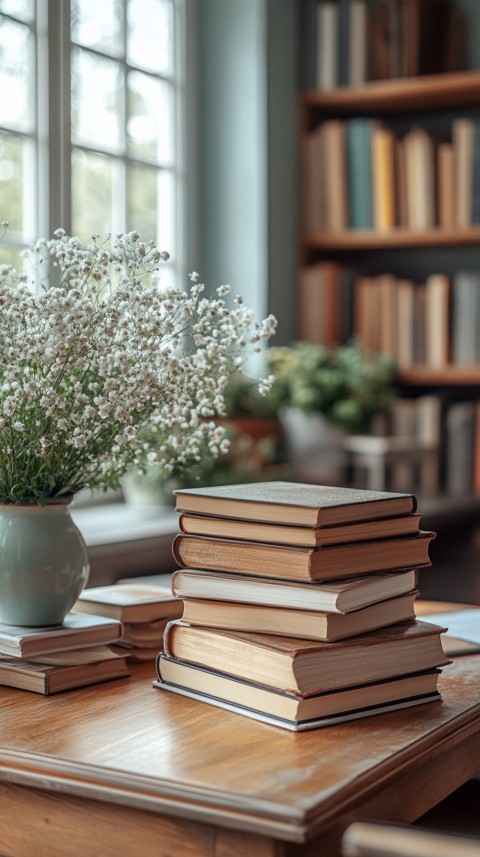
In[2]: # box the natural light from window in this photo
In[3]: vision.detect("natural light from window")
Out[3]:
[0,0,183,288]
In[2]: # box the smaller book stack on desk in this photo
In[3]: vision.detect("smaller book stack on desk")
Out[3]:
[0,613,129,694]
[73,583,183,661]
[155,481,449,731]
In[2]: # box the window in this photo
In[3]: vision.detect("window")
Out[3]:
[0,0,184,285]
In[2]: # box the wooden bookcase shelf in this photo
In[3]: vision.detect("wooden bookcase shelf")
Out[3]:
[299,0,480,498]
[304,226,480,252]
[302,70,480,119]
[397,368,480,388]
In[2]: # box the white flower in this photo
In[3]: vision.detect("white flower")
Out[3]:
[0,229,277,503]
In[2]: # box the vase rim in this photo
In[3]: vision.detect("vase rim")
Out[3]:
[0,495,74,507]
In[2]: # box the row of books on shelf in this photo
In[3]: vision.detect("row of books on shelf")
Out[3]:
[303,0,462,90]
[304,117,480,233]
[299,263,480,368]
[153,481,447,730]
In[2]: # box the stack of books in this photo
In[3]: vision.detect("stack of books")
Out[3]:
[154,481,449,731]
[73,583,183,661]
[0,613,129,694]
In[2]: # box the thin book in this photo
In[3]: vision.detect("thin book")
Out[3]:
[0,613,123,658]
[171,568,418,613]
[73,583,183,623]
[0,647,130,694]
[180,590,418,643]
[163,619,449,696]
[174,481,417,526]
[178,512,422,547]
[153,655,441,732]
[156,656,441,727]
[172,531,434,583]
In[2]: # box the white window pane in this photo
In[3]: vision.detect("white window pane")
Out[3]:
[0,17,33,130]
[127,70,173,164]
[127,0,173,75]
[0,0,33,21]
[127,163,174,250]
[0,131,35,241]
[156,168,174,253]
[72,149,121,242]
[71,48,123,151]
[71,0,123,56]
[0,242,25,266]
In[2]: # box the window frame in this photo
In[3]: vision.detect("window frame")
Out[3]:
[1,0,186,285]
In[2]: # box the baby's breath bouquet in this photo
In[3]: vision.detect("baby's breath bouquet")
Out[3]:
[0,229,277,504]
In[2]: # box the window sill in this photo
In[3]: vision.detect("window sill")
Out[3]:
[71,503,179,588]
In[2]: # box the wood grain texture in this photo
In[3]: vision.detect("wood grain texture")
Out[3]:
[0,657,479,854]
[302,70,480,115]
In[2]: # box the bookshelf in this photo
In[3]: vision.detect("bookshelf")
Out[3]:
[299,0,480,496]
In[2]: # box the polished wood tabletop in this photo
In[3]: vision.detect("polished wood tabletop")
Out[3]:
[0,654,479,857]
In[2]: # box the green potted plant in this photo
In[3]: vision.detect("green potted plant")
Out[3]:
[265,341,395,483]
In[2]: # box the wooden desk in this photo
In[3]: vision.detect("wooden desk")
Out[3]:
[0,657,479,857]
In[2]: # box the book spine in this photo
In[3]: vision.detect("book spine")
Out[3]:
[471,120,480,224]
[321,120,348,231]
[424,274,450,368]
[347,118,373,230]
[372,125,396,231]
[337,0,350,87]
[302,0,318,89]
[437,141,455,229]
[162,619,181,660]
[348,0,367,86]
[316,0,338,90]
[453,117,475,228]
[172,534,186,568]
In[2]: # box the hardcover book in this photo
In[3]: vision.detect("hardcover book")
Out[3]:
[163,619,449,697]
[180,591,418,643]
[156,656,441,727]
[172,532,434,583]
[73,583,183,624]
[171,568,418,613]
[0,613,123,658]
[178,512,422,547]
[173,482,417,527]
[0,647,130,694]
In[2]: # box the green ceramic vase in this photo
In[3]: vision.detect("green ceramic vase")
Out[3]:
[0,500,90,626]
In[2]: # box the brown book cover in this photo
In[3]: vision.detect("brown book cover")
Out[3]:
[174,481,417,527]
[354,276,381,352]
[437,141,455,229]
[180,590,418,643]
[178,512,422,547]
[0,613,123,658]
[378,274,398,358]
[298,263,340,346]
[162,618,449,696]
[404,127,436,229]
[156,657,441,726]
[172,531,434,583]
[73,583,183,624]
[453,117,475,228]
[372,124,396,231]
[321,119,348,231]
[0,650,130,694]
[171,569,419,614]
[425,274,450,368]
[395,279,416,368]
